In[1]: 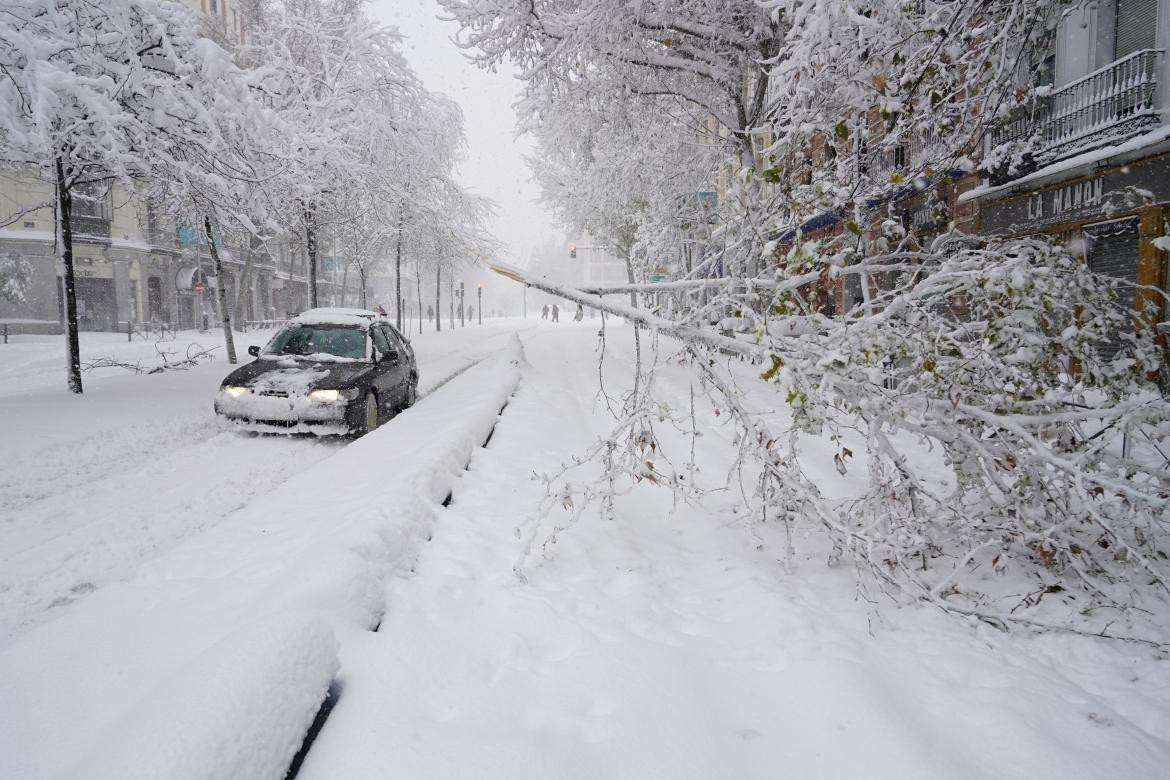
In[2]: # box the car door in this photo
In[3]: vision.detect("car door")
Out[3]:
[387,324,417,402]
[376,324,410,405]
[368,324,400,403]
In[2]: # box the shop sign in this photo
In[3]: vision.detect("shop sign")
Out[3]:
[981,156,1170,234]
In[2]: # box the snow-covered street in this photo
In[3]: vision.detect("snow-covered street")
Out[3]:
[1,321,1167,779]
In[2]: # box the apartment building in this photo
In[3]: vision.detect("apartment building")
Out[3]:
[573,233,629,287]
[182,0,248,47]
[971,0,1170,323]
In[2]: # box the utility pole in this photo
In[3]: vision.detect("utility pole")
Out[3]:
[459,281,465,327]
[477,282,482,324]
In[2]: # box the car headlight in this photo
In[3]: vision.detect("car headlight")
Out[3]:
[222,386,250,398]
[308,388,360,403]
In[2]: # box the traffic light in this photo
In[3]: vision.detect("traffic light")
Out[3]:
[569,244,577,258]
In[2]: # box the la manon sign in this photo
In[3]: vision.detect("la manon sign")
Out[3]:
[981,155,1170,234]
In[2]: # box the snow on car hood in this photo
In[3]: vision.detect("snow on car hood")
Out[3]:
[221,357,372,394]
[249,366,330,395]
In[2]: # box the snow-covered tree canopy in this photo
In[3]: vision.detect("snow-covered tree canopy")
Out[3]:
[247,1,492,315]
[0,0,267,198]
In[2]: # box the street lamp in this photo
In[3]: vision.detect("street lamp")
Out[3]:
[458,280,465,327]
[476,282,482,324]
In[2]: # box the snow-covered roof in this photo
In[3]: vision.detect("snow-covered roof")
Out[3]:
[292,308,383,327]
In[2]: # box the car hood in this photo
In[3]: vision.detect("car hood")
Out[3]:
[221,356,373,393]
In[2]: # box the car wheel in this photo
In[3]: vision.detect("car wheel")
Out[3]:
[360,391,379,436]
[403,379,417,410]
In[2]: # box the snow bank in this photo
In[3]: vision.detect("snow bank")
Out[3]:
[0,336,525,779]
[76,616,338,780]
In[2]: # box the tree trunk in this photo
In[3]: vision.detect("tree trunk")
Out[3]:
[304,207,318,309]
[204,215,237,364]
[416,266,423,335]
[55,159,82,394]
[340,258,350,307]
[621,246,642,398]
[234,237,255,327]
[394,234,403,331]
[435,264,441,332]
[359,267,368,309]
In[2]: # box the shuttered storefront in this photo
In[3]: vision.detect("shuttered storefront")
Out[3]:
[1084,217,1140,311]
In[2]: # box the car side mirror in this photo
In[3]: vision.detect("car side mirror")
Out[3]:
[380,349,399,364]
[248,345,261,358]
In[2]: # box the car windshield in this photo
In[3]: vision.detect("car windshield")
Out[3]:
[263,324,368,361]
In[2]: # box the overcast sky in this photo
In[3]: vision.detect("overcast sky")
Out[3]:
[368,0,564,268]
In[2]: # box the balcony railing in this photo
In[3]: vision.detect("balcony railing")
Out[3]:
[68,215,111,242]
[992,48,1163,162]
[870,128,947,183]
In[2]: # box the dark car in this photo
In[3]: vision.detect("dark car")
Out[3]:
[214,308,418,435]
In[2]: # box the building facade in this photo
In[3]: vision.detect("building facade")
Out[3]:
[972,0,1170,325]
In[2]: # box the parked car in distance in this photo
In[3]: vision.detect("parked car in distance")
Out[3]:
[214,308,418,436]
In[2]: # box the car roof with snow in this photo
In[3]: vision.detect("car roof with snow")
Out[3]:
[291,308,386,327]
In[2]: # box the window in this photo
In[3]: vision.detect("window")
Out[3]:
[147,277,163,321]
[72,180,111,220]
[893,144,908,170]
[371,325,392,357]
[380,324,410,355]
[1116,0,1158,59]
[266,324,368,361]
[209,0,218,15]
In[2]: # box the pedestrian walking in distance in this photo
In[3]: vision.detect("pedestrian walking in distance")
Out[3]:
[551,303,560,322]
[541,304,549,319]
[574,304,584,322]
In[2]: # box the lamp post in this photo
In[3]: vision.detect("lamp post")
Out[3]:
[458,280,465,327]
[476,282,482,324]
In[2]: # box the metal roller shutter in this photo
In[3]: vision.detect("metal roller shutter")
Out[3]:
[1084,216,1140,357]
[1116,0,1159,59]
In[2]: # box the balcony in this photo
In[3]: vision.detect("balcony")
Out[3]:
[68,214,111,242]
[989,49,1164,182]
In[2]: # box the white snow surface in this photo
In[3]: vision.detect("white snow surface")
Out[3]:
[0,318,1167,779]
